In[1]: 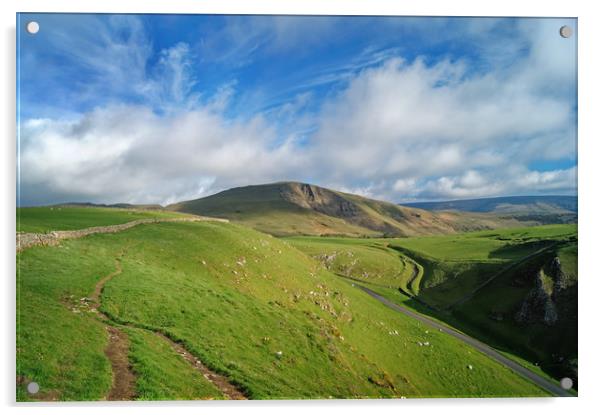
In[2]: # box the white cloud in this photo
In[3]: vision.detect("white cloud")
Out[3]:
[19,106,302,205]
[393,178,418,193]
[520,167,577,191]
[306,43,576,201]
[416,166,576,201]
[18,17,577,206]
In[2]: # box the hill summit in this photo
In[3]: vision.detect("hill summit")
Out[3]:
[167,182,533,237]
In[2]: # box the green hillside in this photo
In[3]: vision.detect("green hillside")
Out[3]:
[17,206,188,233]
[168,182,533,237]
[386,225,576,309]
[452,239,578,387]
[290,224,577,389]
[17,219,548,400]
[285,236,418,289]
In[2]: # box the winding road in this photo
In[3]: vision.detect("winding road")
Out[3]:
[353,284,573,397]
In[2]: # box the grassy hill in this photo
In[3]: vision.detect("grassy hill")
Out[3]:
[289,224,577,389]
[285,236,419,289]
[402,196,577,225]
[167,182,535,237]
[17,218,549,400]
[386,225,576,308]
[17,206,189,233]
[452,239,578,387]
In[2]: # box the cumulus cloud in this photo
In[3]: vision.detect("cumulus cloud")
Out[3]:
[18,16,577,206]
[19,105,306,205]
[305,53,575,200]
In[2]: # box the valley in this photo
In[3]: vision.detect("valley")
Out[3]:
[288,224,577,391]
[16,184,577,400]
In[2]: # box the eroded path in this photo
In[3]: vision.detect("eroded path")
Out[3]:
[104,325,136,400]
[87,252,247,400]
[156,333,247,400]
[87,255,136,400]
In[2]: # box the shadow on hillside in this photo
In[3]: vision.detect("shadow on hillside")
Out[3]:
[487,240,552,260]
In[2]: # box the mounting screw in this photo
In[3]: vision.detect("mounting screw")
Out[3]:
[26,21,40,35]
[560,377,573,390]
[27,382,39,394]
[559,25,573,38]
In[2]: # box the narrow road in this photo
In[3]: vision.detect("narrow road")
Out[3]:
[354,284,572,397]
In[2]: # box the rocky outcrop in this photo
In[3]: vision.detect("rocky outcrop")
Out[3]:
[550,256,571,291]
[280,183,362,219]
[515,269,558,325]
[16,216,228,253]
[514,256,573,326]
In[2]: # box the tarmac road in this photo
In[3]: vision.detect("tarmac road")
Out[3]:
[354,284,573,397]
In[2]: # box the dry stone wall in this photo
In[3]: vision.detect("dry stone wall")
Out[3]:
[16,216,228,252]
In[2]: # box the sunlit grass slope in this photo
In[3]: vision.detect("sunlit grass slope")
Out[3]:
[17,206,188,233]
[17,221,547,400]
[125,327,224,400]
[289,225,576,308]
[289,225,577,389]
[385,224,577,308]
[285,237,417,288]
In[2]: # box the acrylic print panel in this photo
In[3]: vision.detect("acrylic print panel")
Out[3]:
[16,13,577,401]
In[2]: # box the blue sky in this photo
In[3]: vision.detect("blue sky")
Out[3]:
[17,14,577,206]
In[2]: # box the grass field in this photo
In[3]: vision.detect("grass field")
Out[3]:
[17,206,187,233]
[361,283,577,395]
[289,224,577,389]
[285,237,418,288]
[386,224,576,262]
[17,220,548,400]
[289,225,576,308]
[384,225,576,308]
[125,327,224,400]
